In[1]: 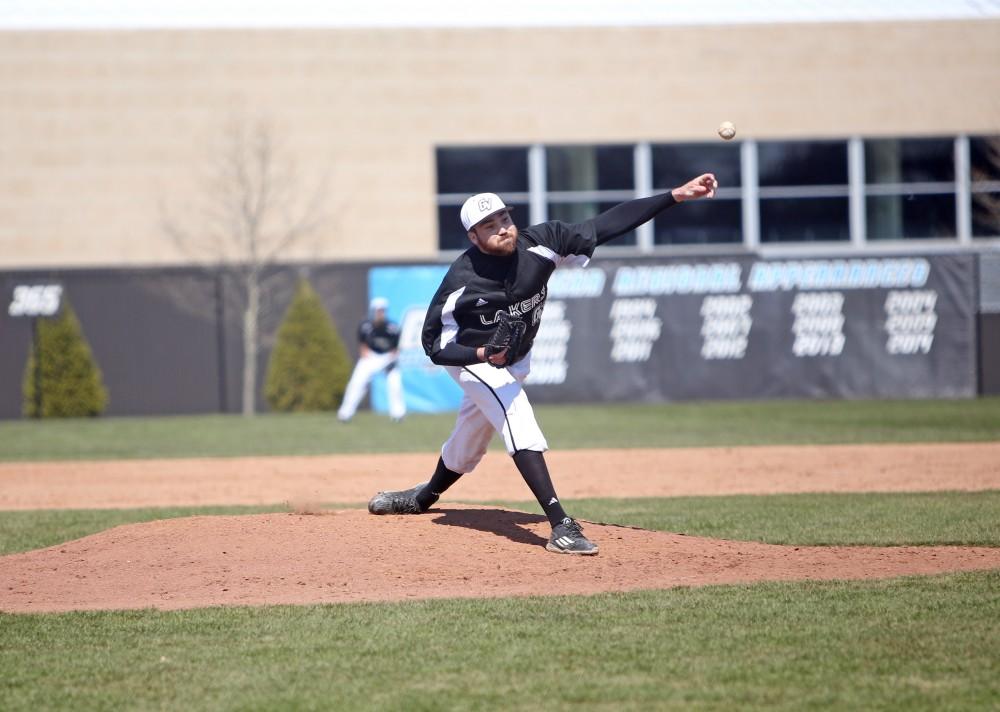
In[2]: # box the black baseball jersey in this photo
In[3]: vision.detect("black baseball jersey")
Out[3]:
[422,221,597,366]
[360,319,400,354]
[422,191,679,368]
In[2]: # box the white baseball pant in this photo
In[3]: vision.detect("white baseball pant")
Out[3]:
[440,355,548,473]
[337,351,406,421]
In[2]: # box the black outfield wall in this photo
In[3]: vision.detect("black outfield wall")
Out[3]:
[0,264,369,419]
[0,251,989,419]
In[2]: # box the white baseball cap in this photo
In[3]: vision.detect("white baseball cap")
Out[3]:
[460,192,508,231]
[370,297,388,311]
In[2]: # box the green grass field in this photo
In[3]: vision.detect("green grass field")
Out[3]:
[0,398,997,461]
[3,573,997,712]
[1,399,998,710]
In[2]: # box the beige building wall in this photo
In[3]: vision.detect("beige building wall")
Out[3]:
[1,20,999,268]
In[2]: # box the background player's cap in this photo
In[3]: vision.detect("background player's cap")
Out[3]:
[460,193,507,231]
[370,297,388,312]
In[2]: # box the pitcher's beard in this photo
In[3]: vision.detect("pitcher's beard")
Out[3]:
[480,233,516,256]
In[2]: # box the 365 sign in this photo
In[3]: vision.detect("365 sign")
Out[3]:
[9,284,65,418]
[8,284,63,318]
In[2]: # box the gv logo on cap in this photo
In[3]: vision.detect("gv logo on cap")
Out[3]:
[477,197,492,211]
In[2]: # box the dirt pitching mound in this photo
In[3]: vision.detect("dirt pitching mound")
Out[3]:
[3,506,998,613]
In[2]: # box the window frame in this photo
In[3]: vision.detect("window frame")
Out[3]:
[434,134,1000,255]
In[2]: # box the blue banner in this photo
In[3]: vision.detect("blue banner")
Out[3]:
[368,266,463,413]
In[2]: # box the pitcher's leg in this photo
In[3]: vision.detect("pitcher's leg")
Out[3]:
[455,367,547,456]
[414,456,463,511]
[453,366,596,554]
[369,394,486,515]
[440,394,495,474]
[511,450,567,526]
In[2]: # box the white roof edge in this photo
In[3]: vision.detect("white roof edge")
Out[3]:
[3,0,1000,31]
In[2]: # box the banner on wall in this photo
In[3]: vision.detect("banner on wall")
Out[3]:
[0,254,980,420]
[367,265,463,414]
[526,253,977,403]
[365,253,977,410]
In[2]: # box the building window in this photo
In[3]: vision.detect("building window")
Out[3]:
[546,145,632,191]
[865,138,956,240]
[971,135,1000,238]
[759,141,848,186]
[436,147,528,194]
[435,146,530,251]
[547,200,638,246]
[866,138,954,183]
[546,145,637,244]
[758,141,850,243]
[652,143,741,245]
[435,135,998,251]
[760,197,850,243]
[866,194,956,241]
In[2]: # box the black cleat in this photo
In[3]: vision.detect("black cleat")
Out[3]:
[546,517,599,555]
[368,482,430,515]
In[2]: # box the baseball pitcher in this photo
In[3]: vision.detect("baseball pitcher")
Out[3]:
[368,174,718,554]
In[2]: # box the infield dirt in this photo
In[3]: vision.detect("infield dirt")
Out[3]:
[2,442,999,511]
[1,443,998,613]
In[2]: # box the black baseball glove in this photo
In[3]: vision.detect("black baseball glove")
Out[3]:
[484,311,527,368]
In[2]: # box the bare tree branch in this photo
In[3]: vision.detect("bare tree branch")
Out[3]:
[158,115,331,415]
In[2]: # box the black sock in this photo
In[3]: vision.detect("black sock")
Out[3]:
[416,457,462,511]
[512,450,568,527]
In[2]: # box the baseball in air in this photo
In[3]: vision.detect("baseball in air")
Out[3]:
[718,121,737,140]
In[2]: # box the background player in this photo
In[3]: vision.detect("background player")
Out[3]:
[337,297,406,423]
[368,174,718,554]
